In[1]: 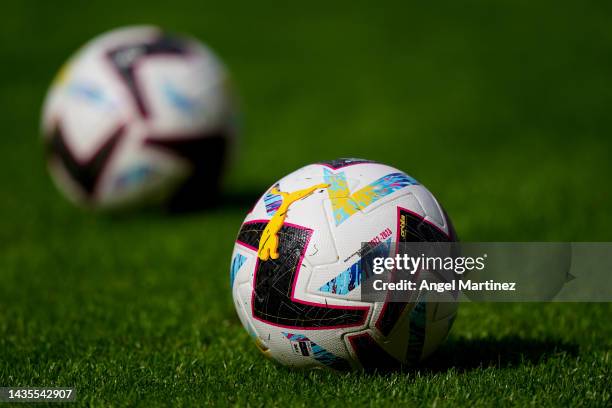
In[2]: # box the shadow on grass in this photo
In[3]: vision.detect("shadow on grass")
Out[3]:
[165,186,264,214]
[166,187,265,214]
[418,335,579,374]
[215,189,264,212]
[279,336,579,378]
[99,187,265,220]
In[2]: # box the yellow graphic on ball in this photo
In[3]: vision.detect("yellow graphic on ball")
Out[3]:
[258,183,330,261]
[52,59,73,87]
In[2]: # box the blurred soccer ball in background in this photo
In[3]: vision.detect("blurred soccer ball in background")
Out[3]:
[42,25,237,210]
[230,159,457,370]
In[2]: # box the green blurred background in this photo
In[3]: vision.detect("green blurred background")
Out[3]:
[0,1,611,406]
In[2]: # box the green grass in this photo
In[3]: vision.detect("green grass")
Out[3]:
[1,0,612,406]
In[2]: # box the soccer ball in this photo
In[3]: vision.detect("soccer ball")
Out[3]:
[41,26,237,210]
[230,159,458,370]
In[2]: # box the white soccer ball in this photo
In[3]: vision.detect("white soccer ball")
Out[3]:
[42,25,237,210]
[230,159,458,370]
